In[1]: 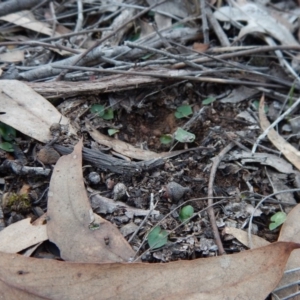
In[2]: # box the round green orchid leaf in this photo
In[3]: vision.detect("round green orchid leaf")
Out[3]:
[175,105,193,119]
[174,127,195,143]
[90,104,105,117]
[160,134,173,145]
[269,212,287,230]
[0,142,14,152]
[147,226,168,249]
[0,122,16,141]
[179,205,194,222]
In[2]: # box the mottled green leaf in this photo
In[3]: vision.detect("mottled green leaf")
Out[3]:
[179,205,194,222]
[160,134,173,145]
[0,122,16,141]
[174,127,195,143]
[108,129,119,136]
[90,104,105,117]
[0,142,14,152]
[175,105,193,119]
[202,97,216,105]
[147,226,168,249]
[269,212,287,230]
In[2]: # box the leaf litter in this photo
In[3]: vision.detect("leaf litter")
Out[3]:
[47,139,135,263]
[1,0,300,299]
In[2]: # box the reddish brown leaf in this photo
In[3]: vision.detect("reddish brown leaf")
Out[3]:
[0,242,298,299]
[275,204,300,299]
[47,139,135,263]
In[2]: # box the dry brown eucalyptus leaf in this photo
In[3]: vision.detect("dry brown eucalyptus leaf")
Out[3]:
[275,204,300,299]
[0,80,76,143]
[0,217,47,253]
[0,242,298,299]
[47,139,135,263]
[259,95,300,171]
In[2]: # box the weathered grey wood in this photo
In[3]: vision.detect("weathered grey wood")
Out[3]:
[53,144,164,175]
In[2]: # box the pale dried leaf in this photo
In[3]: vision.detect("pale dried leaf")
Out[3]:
[0,217,47,253]
[0,80,76,143]
[146,0,192,18]
[0,242,298,299]
[224,227,269,248]
[0,50,24,63]
[0,280,43,300]
[47,139,135,263]
[259,95,300,171]
[0,11,59,37]
[154,13,172,30]
[225,150,294,173]
[101,8,135,46]
[214,2,298,46]
[220,86,258,104]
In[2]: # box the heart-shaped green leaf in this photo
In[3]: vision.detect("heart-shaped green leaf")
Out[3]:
[202,97,216,105]
[160,134,173,145]
[102,108,114,120]
[147,226,168,249]
[108,129,119,136]
[0,122,16,141]
[179,205,194,222]
[269,212,287,230]
[174,128,195,143]
[0,142,14,152]
[90,104,105,117]
[175,105,193,119]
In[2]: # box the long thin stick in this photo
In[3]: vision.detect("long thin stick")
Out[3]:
[207,142,235,255]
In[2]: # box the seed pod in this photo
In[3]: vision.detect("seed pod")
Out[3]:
[88,172,100,185]
[37,146,60,164]
[163,181,191,203]
[113,182,128,201]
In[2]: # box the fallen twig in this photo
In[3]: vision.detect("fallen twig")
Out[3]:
[207,142,235,255]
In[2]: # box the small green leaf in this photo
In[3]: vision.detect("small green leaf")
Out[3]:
[141,53,153,60]
[172,23,184,29]
[102,108,114,120]
[0,142,14,152]
[175,105,193,119]
[90,104,105,117]
[202,97,216,105]
[160,134,173,145]
[108,128,119,136]
[147,226,168,249]
[147,11,155,17]
[0,122,16,141]
[88,223,100,230]
[90,105,114,120]
[269,212,287,230]
[179,205,194,222]
[252,100,268,113]
[174,127,195,143]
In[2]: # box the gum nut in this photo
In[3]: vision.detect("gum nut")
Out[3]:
[165,182,190,203]
[88,172,100,185]
[50,123,61,137]
[113,183,127,201]
[106,178,115,190]
[37,146,60,164]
